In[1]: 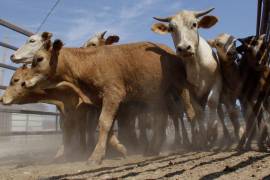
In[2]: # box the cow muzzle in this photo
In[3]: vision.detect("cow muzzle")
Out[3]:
[176,45,195,57]
[2,95,13,105]
[10,54,32,64]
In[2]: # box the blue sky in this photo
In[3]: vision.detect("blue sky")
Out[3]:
[0,0,257,87]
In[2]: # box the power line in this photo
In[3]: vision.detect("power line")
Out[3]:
[36,0,61,33]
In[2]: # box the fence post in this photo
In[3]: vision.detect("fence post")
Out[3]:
[55,114,58,132]
[25,114,29,132]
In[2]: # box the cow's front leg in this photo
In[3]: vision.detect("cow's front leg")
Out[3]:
[88,92,123,165]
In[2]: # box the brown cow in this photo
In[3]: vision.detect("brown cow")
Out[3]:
[208,33,243,144]
[22,39,195,164]
[236,34,270,151]
[0,66,101,160]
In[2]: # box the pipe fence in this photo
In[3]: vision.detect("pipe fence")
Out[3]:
[0,18,60,135]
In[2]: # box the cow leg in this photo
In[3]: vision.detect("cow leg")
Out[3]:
[118,105,139,153]
[179,110,190,147]
[86,108,99,153]
[225,101,241,141]
[88,93,123,165]
[147,107,167,155]
[258,121,269,151]
[217,103,232,146]
[238,102,254,150]
[138,113,149,153]
[79,116,87,153]
[54,114,66,161]
[172,112,181,147]
[109,133,127,157]
[179,88,200,147]
[145,102,167,155]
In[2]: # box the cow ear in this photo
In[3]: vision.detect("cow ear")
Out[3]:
[259,34,266,40]
[198,15,218,29]
[207,39,215,47]
[105,35,120,45]
[43,40,51,51]
[53,39,64,51]
[151,23,171,34]
[41,32,53,41]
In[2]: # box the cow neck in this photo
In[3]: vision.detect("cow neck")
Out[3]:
[183,36,219,96]
[52,48,95,85]
[183,54,200,89]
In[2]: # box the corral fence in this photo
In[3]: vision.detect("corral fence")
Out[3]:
[0,19,60,136]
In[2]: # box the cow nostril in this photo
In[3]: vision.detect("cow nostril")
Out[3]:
[177,47,182,52]
[21,82,26,87]
[186,45,191,50]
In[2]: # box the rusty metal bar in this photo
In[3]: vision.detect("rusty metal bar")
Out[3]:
[260,0,270,35]
[257,0,263,36]
[0,41,18,51]
[0,18,34,37]
[0,63,17,71]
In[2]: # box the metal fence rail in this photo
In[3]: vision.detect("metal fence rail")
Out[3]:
[0,18,60,135]
[0,108,59,116]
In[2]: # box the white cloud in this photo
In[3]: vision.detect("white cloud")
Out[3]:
[58,0,183,45]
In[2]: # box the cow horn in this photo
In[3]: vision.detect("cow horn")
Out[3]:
[100,31,107,39]
[195,7,215,18]
[153,16,172,22]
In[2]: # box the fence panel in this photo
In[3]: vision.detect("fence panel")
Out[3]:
[0,18,60,136]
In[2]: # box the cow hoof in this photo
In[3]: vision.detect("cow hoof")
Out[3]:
[87,153,104,165]
[87,158,102,166]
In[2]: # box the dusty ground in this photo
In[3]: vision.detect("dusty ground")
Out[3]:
[0,135,270,180]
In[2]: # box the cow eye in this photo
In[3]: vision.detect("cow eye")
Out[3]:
[37,57,44,62]
[29,39,36,43]
[13,78,19,83]
[216,43,221,47]
[192,22,197,28]
[21,82,26,87]
[91,43,96,46]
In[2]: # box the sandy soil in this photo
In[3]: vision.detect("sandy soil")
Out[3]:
[0,133,270,180]
[0,148,270,180]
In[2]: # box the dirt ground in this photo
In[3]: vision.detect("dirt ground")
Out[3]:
[0,134,270,180]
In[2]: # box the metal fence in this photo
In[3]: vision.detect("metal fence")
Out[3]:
[0,18,60,135]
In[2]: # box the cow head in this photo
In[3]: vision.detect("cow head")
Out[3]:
[82,31,120,48]
[151,8,218,59]
[1,65,35,105]
[10,32,53,64]
[25,39,63,88]
[237,34,268,69]
[208,33,238,63]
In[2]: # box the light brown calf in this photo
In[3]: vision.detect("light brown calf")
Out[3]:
[23,39,194,164]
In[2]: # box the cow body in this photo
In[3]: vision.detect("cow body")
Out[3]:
[24,41,193,164]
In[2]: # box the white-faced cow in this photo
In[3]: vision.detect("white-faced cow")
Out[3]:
[152,8,222,146]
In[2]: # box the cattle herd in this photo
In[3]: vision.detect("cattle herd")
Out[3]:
[0,8,270,165]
